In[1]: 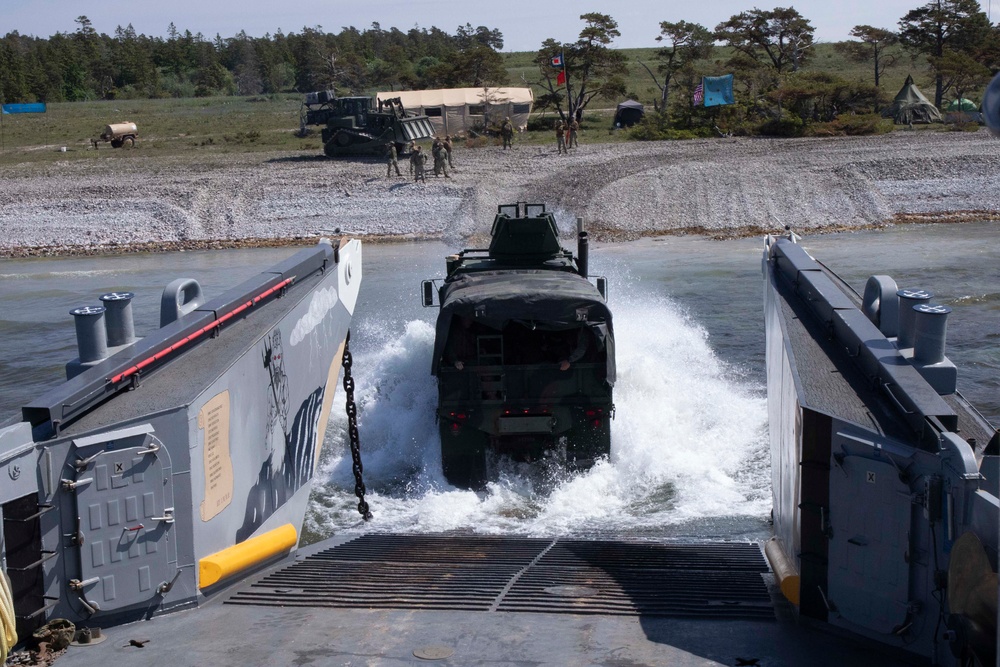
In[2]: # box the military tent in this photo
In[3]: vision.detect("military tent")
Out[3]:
[375,88,533,136]
[881,75,942,124]
[612,100,644,128]
[946,98,978,112]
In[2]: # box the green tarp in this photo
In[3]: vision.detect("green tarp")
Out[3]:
[431,270,615,381]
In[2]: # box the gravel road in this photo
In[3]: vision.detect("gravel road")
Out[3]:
[1,130,998,256]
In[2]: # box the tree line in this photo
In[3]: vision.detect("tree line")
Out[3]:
[0,17,507,102]
[1,2,997,137]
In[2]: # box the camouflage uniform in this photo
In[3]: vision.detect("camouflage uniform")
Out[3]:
[432,138,450,178]
[501,118,514,149]
[386,143,401,177]
[569,119,580,148]
[407,142,415,174]
[411,147,426,183]
[555,122,567,154]
[443,135,454,168]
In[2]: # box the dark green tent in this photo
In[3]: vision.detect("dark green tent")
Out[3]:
[881,75,943,124]
[612,100,644,128]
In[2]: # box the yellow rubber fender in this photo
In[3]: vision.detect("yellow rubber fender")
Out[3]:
[199,523,298,589]
[1,568,17,663]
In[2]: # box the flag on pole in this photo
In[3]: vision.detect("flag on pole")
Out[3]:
[557,70,566,86]
[693,83,704,106]
[551,53,563,67]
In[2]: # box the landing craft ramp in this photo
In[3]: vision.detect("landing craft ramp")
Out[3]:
[226,534,773,619]
[54,534,912,667]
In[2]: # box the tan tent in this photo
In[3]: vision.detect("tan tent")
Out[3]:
[376,87,533,136]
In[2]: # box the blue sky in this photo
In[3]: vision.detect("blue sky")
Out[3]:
[4,0,994,51]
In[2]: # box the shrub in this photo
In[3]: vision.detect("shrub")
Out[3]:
[757,115,805,137]
[526,116,563,132]
[805,114,892,137]
[949,121,981,132]
[222,130,261,144]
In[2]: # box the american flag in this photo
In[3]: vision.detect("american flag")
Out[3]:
[693,82,704,106]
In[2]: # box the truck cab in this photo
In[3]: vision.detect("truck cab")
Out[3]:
[422,203,615,488]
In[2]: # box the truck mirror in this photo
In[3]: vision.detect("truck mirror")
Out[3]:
[421,280,435,307]
[596,277,608,300]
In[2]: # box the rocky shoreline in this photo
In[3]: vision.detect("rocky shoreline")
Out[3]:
[1,130,998,257]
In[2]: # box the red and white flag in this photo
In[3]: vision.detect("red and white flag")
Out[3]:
[693,82,704,106]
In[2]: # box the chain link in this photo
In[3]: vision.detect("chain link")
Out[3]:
[342,330,372,521]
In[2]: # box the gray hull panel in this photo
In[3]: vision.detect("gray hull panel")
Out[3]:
[763,234,998,665]
[0,239,363,632]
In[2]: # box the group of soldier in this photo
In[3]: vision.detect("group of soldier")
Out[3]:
[385,115,580,181]
[555,119,580,154]
[386,135,454,183]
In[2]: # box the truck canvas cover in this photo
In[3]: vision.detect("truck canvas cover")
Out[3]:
[431,270,615,380]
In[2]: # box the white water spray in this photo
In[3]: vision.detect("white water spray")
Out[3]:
[307,286,770,540]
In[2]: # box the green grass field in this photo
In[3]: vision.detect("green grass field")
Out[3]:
[0,43,942,166]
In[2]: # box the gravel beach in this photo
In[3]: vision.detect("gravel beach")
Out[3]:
[1,130,998,257]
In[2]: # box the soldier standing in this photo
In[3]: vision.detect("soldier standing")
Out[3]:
[385,142,401,177]
[431,137,442,177]
[432,137,450,178]
[555,121,567,154]
[500,117,514,149]
[569,119,580,148]
[411,146,426,183]
[443,135,454,168]
[407,141,415,174]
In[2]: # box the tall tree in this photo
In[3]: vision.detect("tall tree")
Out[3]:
[113,24,159,95]
[715,7,815,73]
[898,0,992,107]
[0,34,30,103]
[535,13,627,121]
[836,25,900,88]
[639,20,713,113]
[931,49,990,107]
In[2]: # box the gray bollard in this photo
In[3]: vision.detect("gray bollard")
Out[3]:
[70,305,108,363]
[100,291,136,347]
[896,288,933,348]
[913,303,951,365]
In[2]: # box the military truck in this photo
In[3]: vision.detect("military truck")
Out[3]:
[301,91,434,157]
[422,203,615,488]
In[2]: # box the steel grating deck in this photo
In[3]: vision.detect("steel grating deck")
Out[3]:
[225,534,775,621]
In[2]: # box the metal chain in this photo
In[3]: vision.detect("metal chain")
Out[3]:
[342,330,372,521]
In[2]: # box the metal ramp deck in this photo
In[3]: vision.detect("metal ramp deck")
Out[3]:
[225,534,774,621]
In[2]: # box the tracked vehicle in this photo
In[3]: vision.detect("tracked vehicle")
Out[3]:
[301,92,434,157]
[422,203,615,488]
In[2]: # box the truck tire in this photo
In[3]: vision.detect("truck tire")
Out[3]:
[123,136,135,148]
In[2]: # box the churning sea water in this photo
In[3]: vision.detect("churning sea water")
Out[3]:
[0,222,996,544]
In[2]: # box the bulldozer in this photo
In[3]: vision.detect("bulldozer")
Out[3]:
[301,91,435,157]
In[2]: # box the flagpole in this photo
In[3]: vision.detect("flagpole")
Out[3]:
[563,57,570,121]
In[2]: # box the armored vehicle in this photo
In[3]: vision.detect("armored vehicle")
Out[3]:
[301,91,434,157]
[422,203,615,488]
